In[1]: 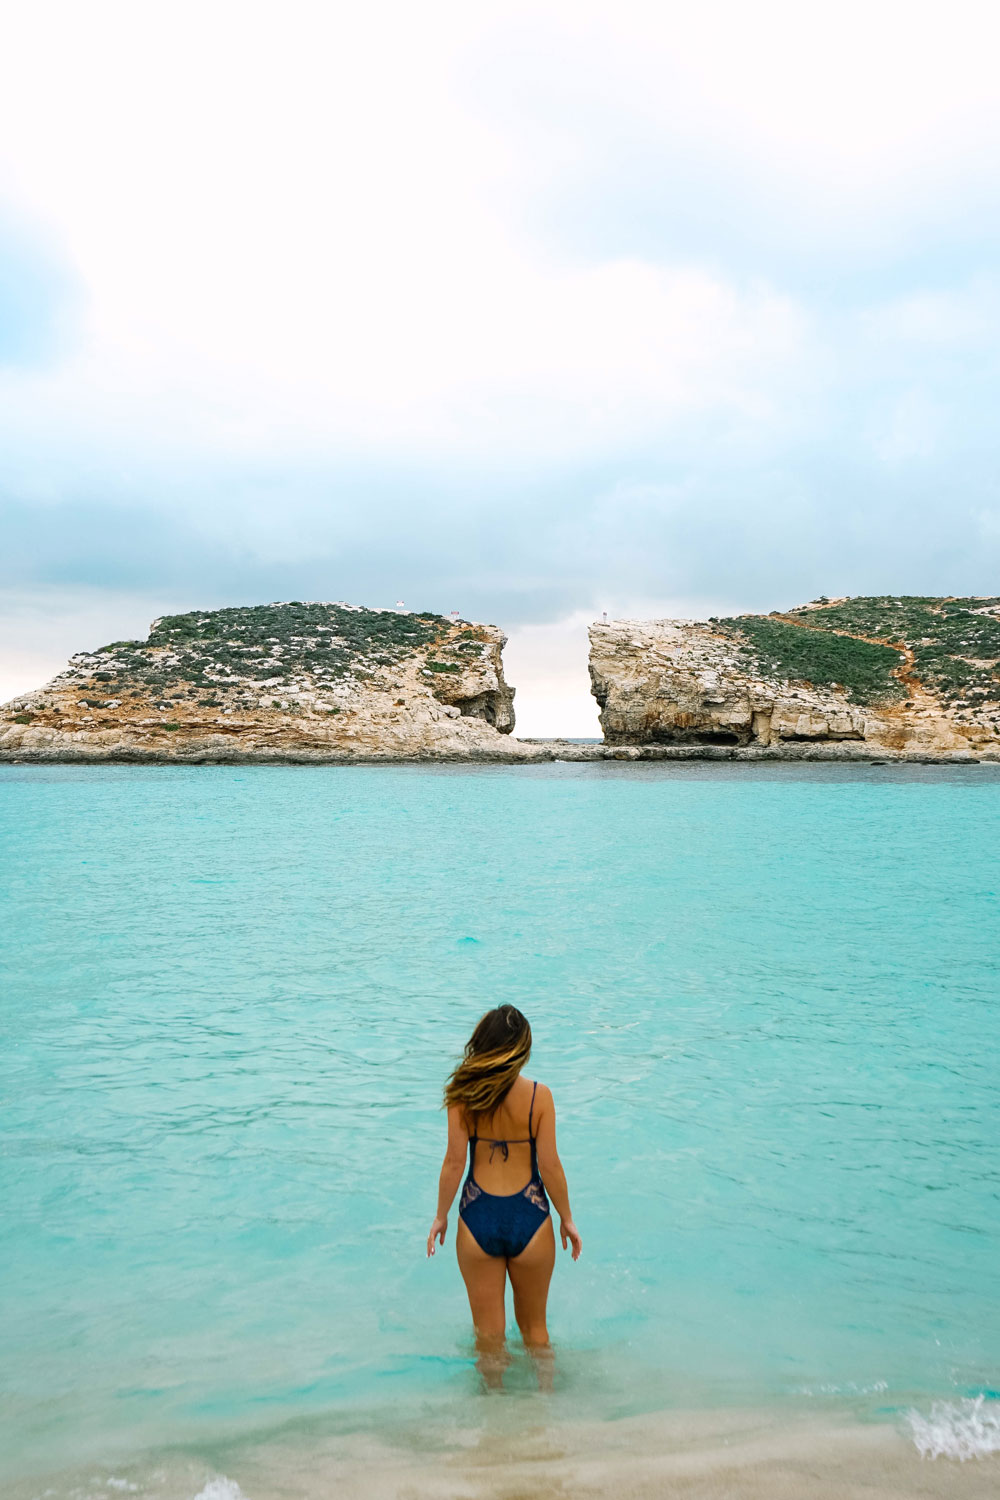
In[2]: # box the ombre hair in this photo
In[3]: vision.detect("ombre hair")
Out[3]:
[444,1005,532,1119]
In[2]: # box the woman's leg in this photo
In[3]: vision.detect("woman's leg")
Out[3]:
[507,1217,556,1348]
[456,1219,510,1388]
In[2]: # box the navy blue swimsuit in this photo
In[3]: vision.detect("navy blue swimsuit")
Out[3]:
[459,1081,551,1258]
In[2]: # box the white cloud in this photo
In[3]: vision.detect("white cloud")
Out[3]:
[0,0,996,475]
[0,259,806,476]
[469,0,1000,240]
[859,281,1000,349]
[0,1,812,470]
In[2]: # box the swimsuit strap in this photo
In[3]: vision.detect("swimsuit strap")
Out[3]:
[469,1128,528,1166]
[470,1086,541,1167]
[482,1132,531,1163]
[528,1081,541,1177]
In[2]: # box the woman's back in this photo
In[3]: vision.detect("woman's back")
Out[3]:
[465,1073,539,1196]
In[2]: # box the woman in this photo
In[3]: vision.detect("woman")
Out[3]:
[426,1005,582,1378]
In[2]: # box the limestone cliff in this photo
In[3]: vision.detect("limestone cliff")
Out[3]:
[0,601,525,763]
[590,597,1000,761]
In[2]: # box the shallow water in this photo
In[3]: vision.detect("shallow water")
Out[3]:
[2,762,999,1492]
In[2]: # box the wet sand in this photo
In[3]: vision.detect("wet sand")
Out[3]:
[13,1405,996,1500]
[251,1407,1000,1500]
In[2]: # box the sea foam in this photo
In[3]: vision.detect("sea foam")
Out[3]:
[191,1479,249,1500]
[906,1396,1000,1461]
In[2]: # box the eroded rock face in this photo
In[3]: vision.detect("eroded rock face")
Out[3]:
[590,600,1000,760]
[0,602,527,763]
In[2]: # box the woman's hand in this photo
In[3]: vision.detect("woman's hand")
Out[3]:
[427,1214,448,1257]
[560,1217,582,1260]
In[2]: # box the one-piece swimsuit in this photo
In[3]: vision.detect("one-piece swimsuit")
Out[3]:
[458,1080,551,1258]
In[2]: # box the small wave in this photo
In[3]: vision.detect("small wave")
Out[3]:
[191,1480,249,1500]
[794,1380,888,1396]
[906,1396,1000,1461]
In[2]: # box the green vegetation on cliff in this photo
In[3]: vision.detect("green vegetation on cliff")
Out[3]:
[711,596,1000,708]
[148,601,442,652]
[84,602,468,700]
[782,596,1000,706]
[715,614,906,704]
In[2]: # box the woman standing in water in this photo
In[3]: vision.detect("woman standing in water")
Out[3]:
[426,1005,582,1380]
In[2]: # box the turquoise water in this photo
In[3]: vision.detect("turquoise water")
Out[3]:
[2,762,999,1486]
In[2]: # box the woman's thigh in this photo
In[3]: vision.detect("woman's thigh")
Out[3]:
[456,1218,508,1338]
[506,1217,555,1339]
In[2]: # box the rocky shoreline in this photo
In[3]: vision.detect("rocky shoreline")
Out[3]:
[3,595,999,766]
[1,739,995,766]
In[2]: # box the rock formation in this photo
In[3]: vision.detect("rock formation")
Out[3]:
[590,597,1000,761]
[5,594,1000,766]
[0,602,527,763]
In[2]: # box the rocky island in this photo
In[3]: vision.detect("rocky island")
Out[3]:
[0,602,523,763]
[590,595,1000,761]
[3,594,1000,764]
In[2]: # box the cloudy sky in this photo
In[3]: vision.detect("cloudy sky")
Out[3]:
[2,0,999,733]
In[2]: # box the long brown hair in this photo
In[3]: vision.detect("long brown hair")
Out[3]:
[444,1005,531,1120]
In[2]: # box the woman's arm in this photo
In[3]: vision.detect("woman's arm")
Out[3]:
[534,1085,582,1260]
[426,1105,469,1257]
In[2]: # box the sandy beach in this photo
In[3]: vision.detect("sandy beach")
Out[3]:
[8,1404,999,1500]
